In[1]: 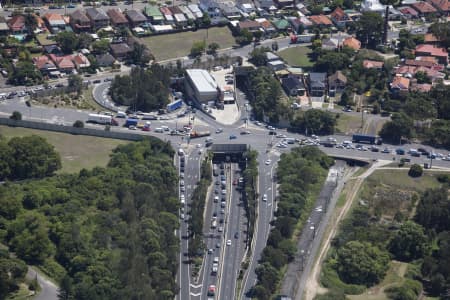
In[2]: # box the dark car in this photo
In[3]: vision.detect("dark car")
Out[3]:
[234,232,239,239]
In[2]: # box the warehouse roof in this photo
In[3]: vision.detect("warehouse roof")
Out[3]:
[186,69,218,93]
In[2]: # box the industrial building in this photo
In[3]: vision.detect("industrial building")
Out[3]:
[185,69,221,104]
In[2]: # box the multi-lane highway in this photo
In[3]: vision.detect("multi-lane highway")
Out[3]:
[2,95,450,300]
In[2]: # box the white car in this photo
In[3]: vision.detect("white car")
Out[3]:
[196,143,202,148]
[221,189,226,195]
[215,128,223,133]
[265,159,272,165]
[262,194,267,201]
[226,240,232,246]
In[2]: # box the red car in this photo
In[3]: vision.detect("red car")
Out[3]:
[233,179,237,185]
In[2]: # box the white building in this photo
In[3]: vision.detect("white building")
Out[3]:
[361,0,386,13]
[185,69,220,103]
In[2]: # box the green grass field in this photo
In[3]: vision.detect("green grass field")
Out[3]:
[0,126,128,174]
[278,46,314,68]
[367,169,442,192]
[141,27,236,61]
[336,113,362,134]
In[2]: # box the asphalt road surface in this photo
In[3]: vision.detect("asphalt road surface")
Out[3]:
[27,267,58,300]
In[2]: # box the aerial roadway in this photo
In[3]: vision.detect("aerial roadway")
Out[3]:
[2,96,450,300]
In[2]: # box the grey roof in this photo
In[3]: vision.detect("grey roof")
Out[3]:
[266,52,279,61]
[309,72,327,88]
[86,8,109,21]
[71,9,90,22]
[282,76,304,90]
[96,53,116,66]
[110,43,132,55]
[125,9,147,22]
[186,69,218,93]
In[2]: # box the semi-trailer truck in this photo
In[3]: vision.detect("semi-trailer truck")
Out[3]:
[352,134,382,145]
[88,114,118,125]
[167,99,183,112]
[124,118,139,128]
[190,131,211,138]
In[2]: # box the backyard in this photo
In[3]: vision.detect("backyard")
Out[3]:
[0,126,128,173]
[278,45,314,69]
[140,27,236,61]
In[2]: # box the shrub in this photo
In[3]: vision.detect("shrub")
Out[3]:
[408,164,423,178]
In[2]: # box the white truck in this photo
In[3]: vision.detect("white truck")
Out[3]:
[88,113,117,125]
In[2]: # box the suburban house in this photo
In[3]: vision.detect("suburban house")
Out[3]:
[72,53,91,69]
[7,15,26,33]
[219,1,241,19]
[200,0,223,18]
[415,44,449,64]
[143,5,165,24]
[35,15,47,33]
[256,18,277,37]
[238,1,256,14]
[328,70,347,96]
[342,36,361,50]
[272,18,290,31]
[426,0,450,15]
[281,76,305,96]
[321,32,350,50]
[411,1,437,16]
[390,76,410,95]
[95,53,116,67]
[70,10,91,32]
[411,83,432,93]
[255,0,277,13]
[188,4,204,19]
[398,6,420,18]
[237,20,261,33]
[110,43,132,60]
[33,55,57,75]
[160,7,175,23]
[107,8,129,27]
[49,54,75,73]
[405,57,439,68]
[43,13,66,33]
[308,14,333,27]
[363,59,384,69]
[43,44,62,55]
[267,60,286,71]
[308,72,327,98]
[86,8,110,30]
[125,9,147,27]
[423,33,441,44]
[179,6,196,21]
[330,7,351,28]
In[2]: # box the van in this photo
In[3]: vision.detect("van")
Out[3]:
[161,125,169,131]
[155,128,164,133]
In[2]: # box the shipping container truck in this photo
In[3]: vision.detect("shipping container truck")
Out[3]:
[167,99,183,112]
[124,118,138,127]
[88,114,118,125]
[352,134,382,145]
[190,131,211,138]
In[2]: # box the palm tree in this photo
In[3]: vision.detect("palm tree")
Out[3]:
[379,0,400,44]
[24,13,38,37]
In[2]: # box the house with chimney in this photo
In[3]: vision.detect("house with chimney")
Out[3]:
[70,10,91,32]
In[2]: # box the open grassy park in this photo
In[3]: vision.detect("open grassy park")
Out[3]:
[0,126,128,174]
[278,45,314,69]
[140,27,236,61]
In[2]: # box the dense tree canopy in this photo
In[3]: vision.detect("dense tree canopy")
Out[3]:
[291,109,337,135]
[379,112,414,144]
[388,221,428,261]
[355,12,384,48]
[0,135,61,181]
[249,147,333,298]
[336,240,390,286]
[109,65,171,112]
[0,138,179,300]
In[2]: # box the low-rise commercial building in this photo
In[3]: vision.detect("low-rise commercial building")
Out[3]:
[185,69,220,103]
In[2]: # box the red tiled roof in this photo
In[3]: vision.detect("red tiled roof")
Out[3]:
[49,54,75,69]
[391,76,410,90]
[44,13,65,22]
[107,8,128,24]
[415,44,448,57]
[411,83,432,92]
[330,7,347,21]
[33,55,56,69]
[238,20,260,29]
[411,1,437,13]
[160,7,172,15]
[363,60,384,69]
[309,14,333,25]
[343,37,361,50]
[7,15,25,31]
[424,33,440,43]
[426,0,450,12]
[399,7,419,15]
